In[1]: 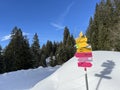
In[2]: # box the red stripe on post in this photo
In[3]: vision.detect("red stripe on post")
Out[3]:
[75,52,92,58]
[78,62,92,67]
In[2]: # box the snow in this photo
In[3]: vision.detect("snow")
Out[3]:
[46,57,51,66]
[0,66,60,90]
[46,56,55,66]
[0,51,120,90]
[31,51,120,90]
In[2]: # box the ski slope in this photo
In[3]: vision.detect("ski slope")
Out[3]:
[31,51,120,90]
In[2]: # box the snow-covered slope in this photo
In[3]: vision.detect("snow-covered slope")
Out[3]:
[31,51,120,90]
[0,66,60,90]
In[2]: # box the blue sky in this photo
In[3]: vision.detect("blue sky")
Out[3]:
[0,0,100,48]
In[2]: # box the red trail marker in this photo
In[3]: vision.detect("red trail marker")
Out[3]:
[78,62,92,67]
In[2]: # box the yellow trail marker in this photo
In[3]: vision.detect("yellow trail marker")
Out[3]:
[77,47,92,53]
[76,43,88,48]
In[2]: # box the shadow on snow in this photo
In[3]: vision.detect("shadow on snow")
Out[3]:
[95,60,115,90]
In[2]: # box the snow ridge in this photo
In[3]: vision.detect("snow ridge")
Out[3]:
[31,51,120,90]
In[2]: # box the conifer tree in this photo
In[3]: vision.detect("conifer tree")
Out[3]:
[86,0,119,51]
[40,44,47,67]
[20,36,33,69]
[52,41,58,55]
[66,35,76,59]
[0,45,5,73]
[4,27,33,72]
[40,53,47,67]
[91,4,99,50]
[55,27,75,65]
[86,17,93,44]
[63,27,70,46]
[55,42,67,65]
[31,33,40,68]
[45,40,53,57]
[113,0,120,51]
[50,52,57,67]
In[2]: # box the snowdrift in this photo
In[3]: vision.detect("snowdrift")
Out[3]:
[31,51,120,90]
[0,66,60,90]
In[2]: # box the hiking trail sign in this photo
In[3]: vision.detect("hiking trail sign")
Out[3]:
[74,32,93,90]
[74,32,93,68]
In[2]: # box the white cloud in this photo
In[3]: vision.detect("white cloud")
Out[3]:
[1,34,11,41]
[23,32,29,36]
[1,32,30,42]
[51,23,65,30]
[61,2,74,19]
[51,2,74,30]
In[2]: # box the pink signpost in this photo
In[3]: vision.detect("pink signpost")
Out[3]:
[78,57,92,62]
[76,53,92,90]
[78,62,92,67]
[75,52,92,58]
[75,32,93,90]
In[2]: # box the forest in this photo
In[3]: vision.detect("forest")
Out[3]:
[86,0,120,51]
[0,26,75,74]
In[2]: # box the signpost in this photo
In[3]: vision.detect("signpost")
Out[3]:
[75,52,92,58]
[74,32,93,90]
[78,62,92,67]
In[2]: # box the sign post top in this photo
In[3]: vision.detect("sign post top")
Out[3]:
[74,31,93,68]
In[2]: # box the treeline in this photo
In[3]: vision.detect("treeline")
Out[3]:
[86,0,120,51]
[0,26,75,74]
